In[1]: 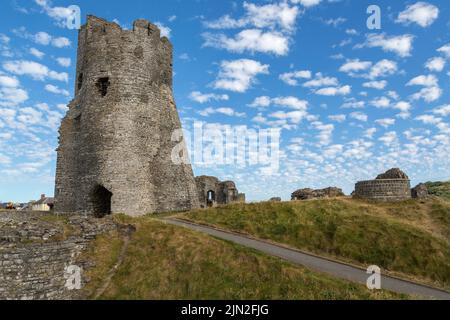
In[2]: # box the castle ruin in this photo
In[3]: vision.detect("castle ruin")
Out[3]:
[353,168,411,201]
[195,176,245,208]
[54,16,199,216]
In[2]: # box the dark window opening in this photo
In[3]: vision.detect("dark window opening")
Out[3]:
[91,185,112,218]
[74,114,81,129]
[96,77,110,97]
[207,190,215,207]
[77,73,83,90]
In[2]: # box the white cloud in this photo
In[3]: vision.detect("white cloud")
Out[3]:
[433,104,450,117]
[270,110,308,124]
[0,34,10,44]
[56,57,71,67]
[415,114,442,125]
[346,29,358,35]
[315,85,351,96]
[44,84,69,96]
[213,59,269,93]
[437,44,450,58]
[189,91,229,104]
[204,2,300,32]
[341,98,364,109]
[30,47,45,59]
[370,96,390,108]
[0,87,29,107]
[57,103,68,112]
[34,0,79,28]
[16,106,43,125]
[199,107,245,117]
[312,121,334,145]
[411,86,442,102]
[349,111,368,122]
[0,75,20,88]
[51,37,70,48]
[328,114,346,122]
[368,59,398,79]
[0,74,28,107]
[362,33,414,57]
[34,31,52,45]
[339,59,372,73]
[3,60,68,82]
[425,57,445,72]
[279,70,311,86]
[406,74,438,87]
[365,128,377,138]
[303,73,338,87]
[155,22,171,38]
[323,17,346,27]
[249,96,271,108]
[203,29,289,56]
[363,80,387,90]
[272,96,308,110]
[396,2,439,27]
[375,118,395,128]
[291,0,322,8]
[379,131,398,146]
[394,101,412,118]
[168,15,177,22]
[249,96,308,111]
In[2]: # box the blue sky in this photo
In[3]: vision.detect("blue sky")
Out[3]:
[0,0,449,202]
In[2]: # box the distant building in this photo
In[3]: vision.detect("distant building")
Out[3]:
[195,176,245,208]
[31,194,54,211]
[353,168,411,202]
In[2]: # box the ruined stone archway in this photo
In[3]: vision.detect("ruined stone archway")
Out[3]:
[91,185,112,217]
[206,190,215,207]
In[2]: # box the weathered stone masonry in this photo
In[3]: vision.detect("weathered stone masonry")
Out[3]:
[55,16,199,217]
[0,212,116,300]
[195,176,245,208]
[353,168,412,201]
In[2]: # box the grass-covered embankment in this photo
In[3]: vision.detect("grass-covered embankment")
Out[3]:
[82,215,404,300]
[425,181,450,201]
[182,198,450,290]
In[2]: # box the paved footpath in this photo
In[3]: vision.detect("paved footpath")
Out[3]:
[163,218,450,300]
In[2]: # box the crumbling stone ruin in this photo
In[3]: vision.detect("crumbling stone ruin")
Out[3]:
[411,183,429,199]
[195,176,245,208]
[291,187,345,201]
[353,168,411,201]
[269,197,282,202]
[54,16,199,217]
[0,211,117,300]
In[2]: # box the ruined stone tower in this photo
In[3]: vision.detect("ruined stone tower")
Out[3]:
[54,16,200,216]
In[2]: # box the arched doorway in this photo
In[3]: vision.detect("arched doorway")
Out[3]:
[91,185,112,217]
[206,190,215,207]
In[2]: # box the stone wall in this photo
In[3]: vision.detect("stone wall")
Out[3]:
[354,179,411,201]
[195,176,245,208]
[0,212,116,300]
[55,15,199,217]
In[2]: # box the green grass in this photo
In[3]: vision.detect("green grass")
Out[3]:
[425,181,450,201]
[82,216,404,300]
[182,198,450,290]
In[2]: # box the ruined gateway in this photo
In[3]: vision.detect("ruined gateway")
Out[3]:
[195,176,245,208]
[55,16,200,216]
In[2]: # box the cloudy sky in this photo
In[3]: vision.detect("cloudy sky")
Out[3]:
[0,0,449,202]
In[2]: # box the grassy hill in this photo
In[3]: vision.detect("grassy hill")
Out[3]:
[181,197,450,290]
[82,216,403,299]
[425,181,450,201]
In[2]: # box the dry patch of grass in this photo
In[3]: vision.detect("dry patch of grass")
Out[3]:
[83,216,404,300]
[183,198,450,290]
